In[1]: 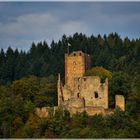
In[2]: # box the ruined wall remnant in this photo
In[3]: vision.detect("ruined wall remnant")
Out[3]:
[73,76,109,109]
[36,106,59,118]
[115,95,125,111]
[37,51,125,118]
[36,107,50,118]
[56,51,126,117]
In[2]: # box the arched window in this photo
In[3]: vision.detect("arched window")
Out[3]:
[73,61,76,65]
[73,53,76,56]
[83,78,86,81]
[77,93,80,98]
[78,78,80,81]
[94,91,98,98]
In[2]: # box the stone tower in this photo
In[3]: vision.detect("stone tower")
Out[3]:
[65,51,91,91]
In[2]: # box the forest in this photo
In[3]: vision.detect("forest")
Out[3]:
[0,32,140,138]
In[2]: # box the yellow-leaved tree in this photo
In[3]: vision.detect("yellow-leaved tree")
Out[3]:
[84,66,112,82]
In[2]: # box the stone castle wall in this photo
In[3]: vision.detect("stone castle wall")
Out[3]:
[36,51,125,118]
[115,95,125,111]
[65,51,91,91]
[36,106,114,118]
[35,106,59,118]
[36,107,50,118]
[57,51,125,117]
[73,76,109,109]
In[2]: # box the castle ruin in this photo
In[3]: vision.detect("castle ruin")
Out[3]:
[57,51,125,116]
[36,51,125,117]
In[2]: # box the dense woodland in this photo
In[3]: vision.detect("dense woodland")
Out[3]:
[0,32,140,138]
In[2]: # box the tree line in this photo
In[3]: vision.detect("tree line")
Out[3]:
[0,32,140,85]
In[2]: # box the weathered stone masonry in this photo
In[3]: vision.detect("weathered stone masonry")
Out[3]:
[36,51,125,117]
[57,51,125,116]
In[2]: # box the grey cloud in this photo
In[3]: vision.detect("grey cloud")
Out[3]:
[0,2,140,51]
[0,12,88,50]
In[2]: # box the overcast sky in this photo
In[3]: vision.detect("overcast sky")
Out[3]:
[0,2,140,51]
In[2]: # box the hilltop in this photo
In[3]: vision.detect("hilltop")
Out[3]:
[0,32,140,138]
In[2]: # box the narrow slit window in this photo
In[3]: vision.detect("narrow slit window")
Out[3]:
[77,93,80,98]
[94,91,98,98]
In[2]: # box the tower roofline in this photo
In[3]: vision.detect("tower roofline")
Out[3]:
[65,50,90,57]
